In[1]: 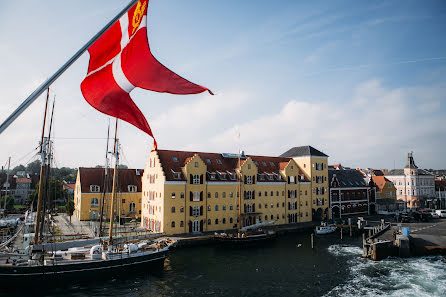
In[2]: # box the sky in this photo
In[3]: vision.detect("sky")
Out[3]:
[0,0,445,171]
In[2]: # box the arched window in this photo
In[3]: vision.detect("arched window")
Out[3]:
[230,218,233,223]
[171,221,175,228]
[215,218,219,224]
[193,174,200,184]
[208,219,211,225]
[129,202,136,212]
[223,218,226,224]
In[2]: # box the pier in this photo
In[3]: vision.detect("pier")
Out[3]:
[362,219,446,261]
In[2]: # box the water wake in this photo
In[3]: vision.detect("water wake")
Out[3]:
[325,245,446,297]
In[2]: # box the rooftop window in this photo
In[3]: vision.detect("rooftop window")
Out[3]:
[253,161,259,166]
[262,161,267,166]
[206,159,211,164]
[173,157,178,162]
[270,162,275,167]
[216,159,222,164]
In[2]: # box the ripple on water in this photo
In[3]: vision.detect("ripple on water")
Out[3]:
[325,245,446,297]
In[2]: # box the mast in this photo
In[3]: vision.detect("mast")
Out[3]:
[99,121,111,237]
[108,119,119,243]
[238,151,242,232]
[34,88,51,244]
[3,157,11,211]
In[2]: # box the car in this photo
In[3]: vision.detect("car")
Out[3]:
[436,210,446,218]
[423,209,439,219]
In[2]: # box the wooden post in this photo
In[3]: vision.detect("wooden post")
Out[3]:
[311,233,314,249]
[349,224,352,237]
[340,227,343,240]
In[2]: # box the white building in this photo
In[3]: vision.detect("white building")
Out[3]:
[385,152,435,209]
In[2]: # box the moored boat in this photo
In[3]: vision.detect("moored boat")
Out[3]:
[315,222,337,235]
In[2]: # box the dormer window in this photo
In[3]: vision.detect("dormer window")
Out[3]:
[90,185,100,192]
[270,162,275,167]
[258,174,265,181]
[206,159,211,164]
[173,157,178,162]
[216,159,222,164]
[171,170,182,180]
[262,161,267,166]
[210,173,216,180]
[268,174,273,181]
[128,185,137,192]
[253,161,259,166]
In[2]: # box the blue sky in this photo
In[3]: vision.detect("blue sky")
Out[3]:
[0,0,445,170]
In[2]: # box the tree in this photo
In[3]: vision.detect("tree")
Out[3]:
[26,178,65,209]
[26,160,41,175]
[11,164,26,175]
[66,199,75,223]
[0,195,15,211]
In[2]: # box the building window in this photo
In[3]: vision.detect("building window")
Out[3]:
[208,192,211,198]
[193,191,200,202]
[192,206,200,216]
[215,205,219,211]
[276,191,279,196]
[122,199,126,204]
[208,219,211,225]
[171,207,175,213]
[246,176,253,184]
[230,205,233,210]
[206,159,211,164]
[208,205,211,211]
[216,159,222,164]
[180,192,184,199]
[128,185,137,192]
[171,221,175,228]
[223,218,226,224]
[223,205,226,211]
[180,207,184,213]
[129,202,136,212]
[230,218,233,223]
[265,191,268,197]
[90,198,99,207]
[193,174,200,184]
[90,185,100,192]
[171,192,176,199]
[194,161,199,167]
[229,192,233,198]
[215,192,219,198]
[222,192,226,198]
[215,219,219,224]
[248,164,251,169]
[180,221,184,227]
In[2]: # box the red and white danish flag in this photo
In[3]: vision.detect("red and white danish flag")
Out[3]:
[81,0,212,149]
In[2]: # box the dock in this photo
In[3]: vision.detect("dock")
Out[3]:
[362,219,446,260]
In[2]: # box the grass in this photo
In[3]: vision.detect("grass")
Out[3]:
[13,205,26,210]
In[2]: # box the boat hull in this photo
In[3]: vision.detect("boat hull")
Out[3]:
[214,233,277,245]
[0,249,168,287]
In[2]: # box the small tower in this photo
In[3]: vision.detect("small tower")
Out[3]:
[404,152,418,176]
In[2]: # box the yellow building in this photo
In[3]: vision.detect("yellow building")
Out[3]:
[141,150,312,235]
[280,146,330,220]
[372,175,399,212]
[74,167,143,221]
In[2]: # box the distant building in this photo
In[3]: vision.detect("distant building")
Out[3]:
[280,146,330,221]
[328,169,376,219]
[74,168,143,221]
[14,177,32,204]
[435,180,446,209]
[385,152,435,209]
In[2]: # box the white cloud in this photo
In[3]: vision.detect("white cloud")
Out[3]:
[204,80,445,169]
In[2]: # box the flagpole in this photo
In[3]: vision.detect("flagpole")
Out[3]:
[0,0,139,135]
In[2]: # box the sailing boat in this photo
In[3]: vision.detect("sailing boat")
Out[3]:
[214,152,277,244]
[0,106,175,285]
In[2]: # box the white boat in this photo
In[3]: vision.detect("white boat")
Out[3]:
[315,223,337,235]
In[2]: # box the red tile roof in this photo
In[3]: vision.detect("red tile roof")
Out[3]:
[156,150,309,182]
[371,176,392,191]
[78,167,143,193]
[15,177,31,184]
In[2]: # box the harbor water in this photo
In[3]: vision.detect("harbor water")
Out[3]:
[2,232,446,297]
